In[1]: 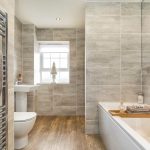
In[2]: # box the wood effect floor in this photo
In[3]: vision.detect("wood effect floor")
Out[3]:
[21,116,105,150]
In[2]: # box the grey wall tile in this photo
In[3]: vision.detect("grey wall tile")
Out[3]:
[34,28,85,116]
[122,51,141,68]
[87,50,120,68]
[142,54,150,85]
[87,0,142,1]
[54,84,76,95]
[77,84,85,106]
[86,85,120,102]
[142,2,150,15]
[121,16,141,33]
[85,120,99,134]
[121,85,141,102]
[86,67,120,85]
[85,2,142,134]
[121,67,142,85]
[77,107,85,116]
[142,16,150,33]
[143,86,150,104]
[36,101,52,113]
[86,103,98,120]
[142,50,150,67]
[142,34,150,50]
[23,58,34,71]
[36,29,53,41]
[86,16,120,33]
[121,3,141,16]
[121,34,141,50]
[86,34,120,50]
[86,2,120,16]
[53,106,76,116]
[77,69,85,85]
[53,95,76,106]
[14,17,22,82]
[53,29,76,40]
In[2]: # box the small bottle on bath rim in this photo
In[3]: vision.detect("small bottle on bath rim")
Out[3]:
[137,92,144,104]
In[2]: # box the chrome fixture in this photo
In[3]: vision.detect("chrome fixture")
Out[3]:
[0,9,8,150]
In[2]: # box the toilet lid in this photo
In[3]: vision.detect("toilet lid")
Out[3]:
[14,112,36,122]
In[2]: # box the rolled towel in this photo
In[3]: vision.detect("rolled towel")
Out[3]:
[126,105,150,113]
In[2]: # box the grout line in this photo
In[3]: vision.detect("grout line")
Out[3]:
[141,1,143,93]
[75,28,77,116]
[120,2,122,102]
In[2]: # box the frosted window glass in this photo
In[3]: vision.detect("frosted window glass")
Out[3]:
[51,53,59,59]
[40,42,70,83]
[60,59,68,68]
[43,59,50,68]
[59,72,69,83]
[51,59,59,68]
[60,53,67,59]
[41,72,51,82]
[43,53,50,59]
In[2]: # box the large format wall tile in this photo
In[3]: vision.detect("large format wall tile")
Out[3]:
[142,2,150,101]
[121,67,142,85]
[121,16,141,33]
[121,34,141,50]
[86,85,120,102]
[86,16,120,33]
[121,51,141,68]
[87,67,120,85]
[86,2,120,16]
[14,17,22,82]
[142,34,150,50]
[87,50,120,68]
[36,29,53,41]
[121,85,141,102]
[52,106,76,116]
[35,28,85,116]
[143,86,150,104]
[121,3,141,16]
[86,103,98,121]
[86,2,142,134]
[86,34,120,50]
[142,16,150,33]
[85,120,99,134]
[142,2,150,15]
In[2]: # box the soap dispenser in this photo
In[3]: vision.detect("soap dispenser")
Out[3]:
[16,73,22,85]
[137,92,144,104]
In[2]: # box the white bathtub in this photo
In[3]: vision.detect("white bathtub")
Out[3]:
[98,102,150,150]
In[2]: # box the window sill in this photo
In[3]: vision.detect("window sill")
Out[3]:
[37,82,70,85]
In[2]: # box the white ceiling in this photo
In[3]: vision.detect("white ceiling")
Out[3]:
[15,0,86,28]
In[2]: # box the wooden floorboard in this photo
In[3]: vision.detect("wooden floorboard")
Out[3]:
[21,116,105,150]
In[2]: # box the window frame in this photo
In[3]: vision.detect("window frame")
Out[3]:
[39,41,70,84]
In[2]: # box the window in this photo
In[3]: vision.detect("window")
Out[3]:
[39,41,70,83]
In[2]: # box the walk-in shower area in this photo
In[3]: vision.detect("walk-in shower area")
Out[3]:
[85,0,150,134]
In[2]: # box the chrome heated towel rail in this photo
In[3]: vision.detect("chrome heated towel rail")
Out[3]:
[0,9,8,150]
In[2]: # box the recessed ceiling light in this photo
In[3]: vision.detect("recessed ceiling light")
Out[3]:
[56,17,61,21]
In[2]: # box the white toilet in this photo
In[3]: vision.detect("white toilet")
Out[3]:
[14,85,38,149]
[14,112,36,149]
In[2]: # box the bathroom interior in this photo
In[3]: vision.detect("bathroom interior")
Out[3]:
[1,0,150,150]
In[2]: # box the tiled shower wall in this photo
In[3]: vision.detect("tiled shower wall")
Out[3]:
[14,17,22,82]
[142,2,150,104]
[36,29,85,115]
[0,0,15,149]
[85,2,142,133]
[22,24,36,111]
